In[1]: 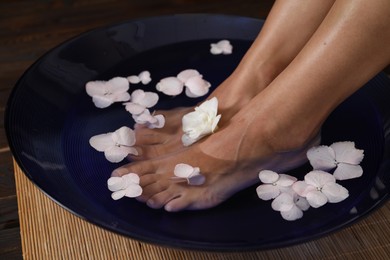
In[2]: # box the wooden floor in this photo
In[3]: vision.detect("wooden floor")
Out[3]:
[0,1,275,258]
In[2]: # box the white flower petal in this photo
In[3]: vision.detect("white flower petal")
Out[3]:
[111,190,127,200]
[331,141,364,165]
[124,184,143,197]
[280,205,304,221]
[210,40,233,55]
[112,126,136,147]
[89,133,114,152]
[156,77,184,96]
[107,77,129,93]
[304,170,336,188]
[210,45,223,55]
[86,81,107,97]
[271,193,294,212]
[124,102,146,115]
[131,89,158,108]
[147,114,165,129]
[333,163,363,180]
[181,134,196,147]
[256,184,281,200]
[104,146,130,163]
[127,75,141,84]
[276,174,298,187]
[306,190,328,208]
[258,170,279,184]
[295,196,310,211]
[122,173,140,185]
[292,181,315,197]
[307,145,337,170]
[322,182,349,203]
[184,76,211,98]
[139,71,151,84]
[139,92,159,108]
[188,174,206,186]
[111,92,131,102]
[174,163,195,178]
[91,95,114,108]
[177,69,201,83]
[198,97,218,117]
[107,177,126,192]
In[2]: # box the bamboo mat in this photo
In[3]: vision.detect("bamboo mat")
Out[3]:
[14,160,390,260]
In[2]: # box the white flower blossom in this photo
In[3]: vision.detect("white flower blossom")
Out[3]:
[156,76,184,96]
[156,69,211,98]
[210,40,233,55]
[181,97,221,146]
[307,141,364,180]
[107,173,142,200]
[292,170,349,208]
[123,89,159,115]
[256,170,297,200]
[86,77,130,108]
[132,109,165,129]
[89,126,138,163]
[170,163,205,186]
[127,70,152,85]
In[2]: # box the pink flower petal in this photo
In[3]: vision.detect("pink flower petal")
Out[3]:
[124,184,143,198]
[280,205,304,221]
[292,181,315,197]
[333,163,363,180]
[124,102,146,115]
[89,133,114,152]
[322,182,349,203]
[330,141,364,165]
[258,170,279,184]
[307,145,337,170]
[156,77,184,96]
[256,184,281,200]
[112,126,136,147]
[271,193,294,212]
[304,170,335,188]
[306,190,328,208]
[276,174,297,187]
[177,69,201,83]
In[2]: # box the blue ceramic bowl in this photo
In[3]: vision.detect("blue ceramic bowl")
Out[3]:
[5,14,390,251]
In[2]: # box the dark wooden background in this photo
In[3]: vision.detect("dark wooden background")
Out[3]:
[1,1,389,259]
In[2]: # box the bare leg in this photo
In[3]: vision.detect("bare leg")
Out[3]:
[114,0,390,212]
[133,0,336,159]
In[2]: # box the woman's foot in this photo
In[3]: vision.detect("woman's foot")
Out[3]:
[113,95,321,212]
[132,64,273,160]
